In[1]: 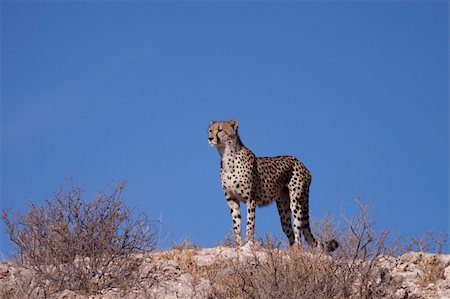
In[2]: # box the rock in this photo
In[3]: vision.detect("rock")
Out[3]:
[55,290,80,299]
[1,249,449,298]
[394,288,408,299]
[444,266,450,280]
[0,262,10,279]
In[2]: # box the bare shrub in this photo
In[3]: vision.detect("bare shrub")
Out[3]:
[2,180,159,296]
[403,231,449,254]
[205,199,401,299]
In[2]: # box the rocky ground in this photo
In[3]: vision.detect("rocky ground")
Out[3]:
[1,245,449,298]
[380,252,450,299]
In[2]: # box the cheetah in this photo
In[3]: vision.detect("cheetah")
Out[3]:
[208,119,338,252]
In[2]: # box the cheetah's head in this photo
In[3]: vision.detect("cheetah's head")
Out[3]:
[208,119,239,148]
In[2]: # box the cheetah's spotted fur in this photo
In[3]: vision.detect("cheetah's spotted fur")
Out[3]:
[208,119,338,251]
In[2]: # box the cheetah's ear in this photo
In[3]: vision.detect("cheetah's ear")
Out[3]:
[209,120,215,126]
[229,119,239,130]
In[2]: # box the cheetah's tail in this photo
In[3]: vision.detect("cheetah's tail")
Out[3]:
[321,239,339,253]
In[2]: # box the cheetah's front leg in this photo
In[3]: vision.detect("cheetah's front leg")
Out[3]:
[226,197,242,246]
[245,198,256,243]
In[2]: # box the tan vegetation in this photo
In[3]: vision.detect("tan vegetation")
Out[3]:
[203,200,399,299]
[417,254,446,287]
[1,182,448,298]
[1,180,160,297]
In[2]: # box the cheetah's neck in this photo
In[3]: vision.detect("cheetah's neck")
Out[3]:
[218,134,246,171]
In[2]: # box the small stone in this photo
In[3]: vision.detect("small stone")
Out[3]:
[444,266,450,280]
[0,263,10,279]
[55,290,79,299]
[394,288,408,299]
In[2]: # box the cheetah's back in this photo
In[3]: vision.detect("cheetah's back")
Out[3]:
[253,156,310,206]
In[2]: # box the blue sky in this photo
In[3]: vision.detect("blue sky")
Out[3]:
[1,1,448,255]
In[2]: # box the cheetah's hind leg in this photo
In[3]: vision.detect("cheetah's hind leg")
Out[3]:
[276,188,295,246]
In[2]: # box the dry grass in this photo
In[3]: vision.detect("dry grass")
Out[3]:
[203,199,401,299]
[160,249,199,277]
[417,254,446,287]
[158,199,448,299]
[204,245,398,299]
[160,239,207,282]
[2,179,448,298]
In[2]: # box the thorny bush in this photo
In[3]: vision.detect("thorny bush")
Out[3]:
[2,180,159,296]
